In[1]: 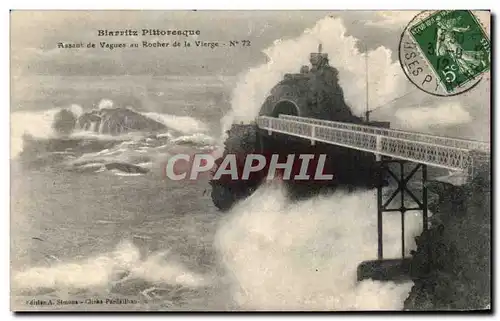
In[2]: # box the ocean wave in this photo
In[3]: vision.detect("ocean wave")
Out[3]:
[170,133,217,148]
[111,170,145,177]
[216,183,423,310]
[11,108,61,158]
[12,241,210,295]
[18,130,218,177]
[143,112,209,135]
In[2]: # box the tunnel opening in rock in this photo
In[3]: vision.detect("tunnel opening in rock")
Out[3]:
[271,100,299,118]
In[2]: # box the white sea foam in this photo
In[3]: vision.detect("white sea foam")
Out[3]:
[216,183,422,310]
[143,112,209,135]
[12,241,209,292]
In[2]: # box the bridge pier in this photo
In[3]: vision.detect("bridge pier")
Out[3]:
[357,159,430,282]
[376,158,429,259]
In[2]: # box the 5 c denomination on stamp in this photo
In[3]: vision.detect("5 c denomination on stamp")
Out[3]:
[399,10,490,96]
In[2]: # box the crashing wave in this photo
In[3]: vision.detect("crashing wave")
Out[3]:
[170,133,217,148]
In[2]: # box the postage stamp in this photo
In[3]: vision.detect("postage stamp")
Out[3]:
[399,10,490,96]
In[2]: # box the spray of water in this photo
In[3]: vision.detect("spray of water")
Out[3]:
[69,104,84,117]
[10,108,60,157]
[220,16,408,136]
[97,99,114,110]
[143,112,209,135]
[216,183,422,310]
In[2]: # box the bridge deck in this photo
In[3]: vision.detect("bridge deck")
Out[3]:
[256,115,490,174]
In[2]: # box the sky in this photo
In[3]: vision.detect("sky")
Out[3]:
[10,10,414,76]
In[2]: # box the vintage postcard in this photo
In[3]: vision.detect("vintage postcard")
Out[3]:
[10,10,491,311]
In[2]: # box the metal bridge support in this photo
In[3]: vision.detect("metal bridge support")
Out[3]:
[357,158,430,282]
[376,158,429,260]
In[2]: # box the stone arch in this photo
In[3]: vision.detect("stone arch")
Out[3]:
[271,99,300,118]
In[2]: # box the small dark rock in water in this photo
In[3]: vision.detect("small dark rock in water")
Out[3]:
[53,109,77,136]
[105,162,149,174]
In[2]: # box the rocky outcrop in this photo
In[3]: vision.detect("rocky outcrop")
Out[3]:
[78,108,166,135]
[210,124,261,211]
[259,67,362,123]
[53,107,166,136]
[404,161,491,310]
[259,46,363,123]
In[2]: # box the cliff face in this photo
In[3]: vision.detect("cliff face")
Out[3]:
[210,124,261,211]
[404,162,491,310]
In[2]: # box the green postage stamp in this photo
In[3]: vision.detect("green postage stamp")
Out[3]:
[409,10,490,93]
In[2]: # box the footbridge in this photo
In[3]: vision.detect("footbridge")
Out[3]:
[256,114,490,176]
[256,114,490,279]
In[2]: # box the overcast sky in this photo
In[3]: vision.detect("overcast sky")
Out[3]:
[10,10,412,76]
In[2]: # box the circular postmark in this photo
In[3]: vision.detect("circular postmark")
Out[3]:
[399,10,490,96]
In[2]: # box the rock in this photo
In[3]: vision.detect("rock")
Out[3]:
[104,162,149,174]
[404,169,491,310]
[76,107,166,135]
[53,109,77,135]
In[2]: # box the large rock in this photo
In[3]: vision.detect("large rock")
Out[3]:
[77,107,166,135]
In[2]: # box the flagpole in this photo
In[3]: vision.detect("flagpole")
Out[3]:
[365,44,370,122]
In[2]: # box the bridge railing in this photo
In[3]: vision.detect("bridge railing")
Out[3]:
[256,115,478,172]
[278,114,490,153]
